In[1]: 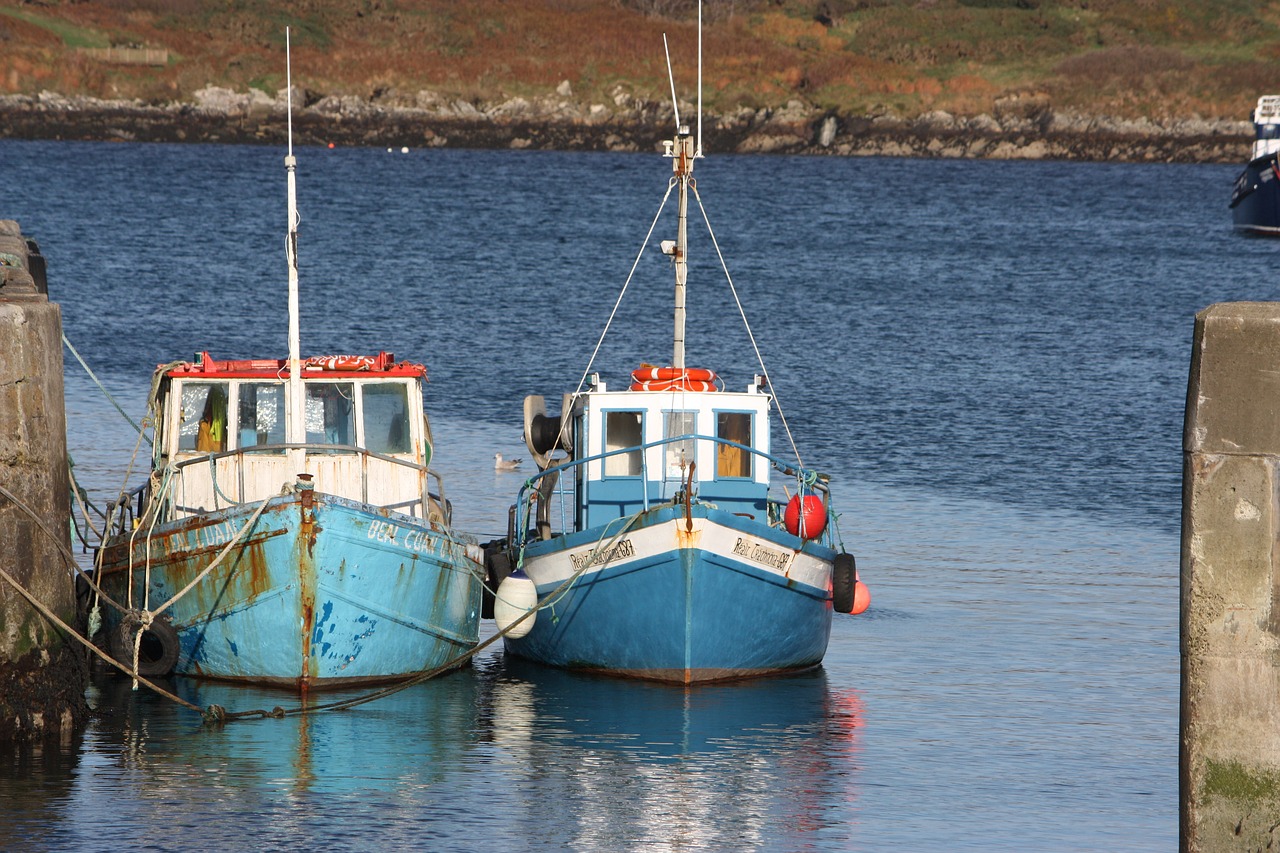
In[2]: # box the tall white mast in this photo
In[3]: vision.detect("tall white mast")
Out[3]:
[285,28,305,448]
[672,127,692,370]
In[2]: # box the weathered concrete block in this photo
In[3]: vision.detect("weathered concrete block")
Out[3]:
[0,222,86,742]
[1184,302,1280,456]
[1182,302,1280,851]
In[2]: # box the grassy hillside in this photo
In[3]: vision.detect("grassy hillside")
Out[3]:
[0,0,1275,122]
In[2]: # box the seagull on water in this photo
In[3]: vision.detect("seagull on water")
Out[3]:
[494,453,523,471]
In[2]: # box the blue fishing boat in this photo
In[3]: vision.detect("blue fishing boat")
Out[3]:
[94,39,482,689]
[96,351,483,688]
[1230,95,1280,235]
[490,21,868,684]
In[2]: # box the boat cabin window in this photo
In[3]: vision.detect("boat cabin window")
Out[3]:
[604,410,643,476]
[237,382,285,450]
[305,382,356,450]
[664,411,696,479]
[178,382,229,453]
[363,382,412,455]
[716,412,752,478]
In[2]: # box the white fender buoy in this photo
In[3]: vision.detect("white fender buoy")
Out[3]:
[494,569,538,639]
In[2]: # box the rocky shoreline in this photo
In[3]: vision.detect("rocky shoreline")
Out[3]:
[0,86,1252,164]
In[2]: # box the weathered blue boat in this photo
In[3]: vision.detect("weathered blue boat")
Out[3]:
[97,351,484,689]
[491,40,868,683]
[95,49,482,689]
[1231,95,1280,235]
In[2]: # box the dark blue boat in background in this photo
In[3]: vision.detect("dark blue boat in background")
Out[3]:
[1230,95,1280,235]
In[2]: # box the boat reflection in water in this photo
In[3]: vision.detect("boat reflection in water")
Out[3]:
[85,666,483,799]
[484,656,864,848]
[40,657,860,848]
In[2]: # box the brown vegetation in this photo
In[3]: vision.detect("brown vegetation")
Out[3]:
[0,0,1275,121]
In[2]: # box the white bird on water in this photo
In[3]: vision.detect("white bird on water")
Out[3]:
[494,453,523,471]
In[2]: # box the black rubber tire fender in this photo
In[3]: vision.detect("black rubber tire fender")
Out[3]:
[832,552,857,614]
[110,616,180,677]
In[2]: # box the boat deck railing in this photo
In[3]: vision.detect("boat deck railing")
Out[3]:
[107,442,451,537]
[510,433,830,549]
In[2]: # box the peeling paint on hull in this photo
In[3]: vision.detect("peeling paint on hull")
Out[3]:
[99,493,482,689]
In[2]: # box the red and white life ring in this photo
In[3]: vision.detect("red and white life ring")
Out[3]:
[629,366,718,392]
[630,378,718,392]
[631,366,716,382]
[305,354,378,371]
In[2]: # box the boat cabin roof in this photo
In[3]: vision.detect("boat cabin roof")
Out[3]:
[162,351,426,381]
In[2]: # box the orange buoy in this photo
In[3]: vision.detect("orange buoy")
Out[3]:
[851,580,871,615]
[784,494,827,539]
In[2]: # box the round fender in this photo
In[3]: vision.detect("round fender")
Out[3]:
[832,552,857,614]
[110,616,180,677]
[851,580,871,615]
[785,494,828,539]
[494,570,538,639]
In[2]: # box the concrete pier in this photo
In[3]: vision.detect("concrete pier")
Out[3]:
[1181,302,1280,851]
[0,220,87,742]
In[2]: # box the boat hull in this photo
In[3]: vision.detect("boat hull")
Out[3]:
[98,493,482,688]
[504,505,834,683]
[1231,156,1280,235]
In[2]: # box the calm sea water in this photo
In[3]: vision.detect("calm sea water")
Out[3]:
[0,138,1267,850]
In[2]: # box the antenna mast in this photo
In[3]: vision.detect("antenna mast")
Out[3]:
[663,34,681,132]
[285,28,305,447]
[663,5,702,370]
[697,0,703,157]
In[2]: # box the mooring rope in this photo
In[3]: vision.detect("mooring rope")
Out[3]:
[0,483,126,614]
[61,333,148,441]
[0,562,204,714]
[521,503,649,617]
[0,484,203,713]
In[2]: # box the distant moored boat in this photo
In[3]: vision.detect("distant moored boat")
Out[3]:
[1230,95,1280,235]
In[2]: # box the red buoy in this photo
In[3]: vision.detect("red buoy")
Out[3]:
[784,494,827,539]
